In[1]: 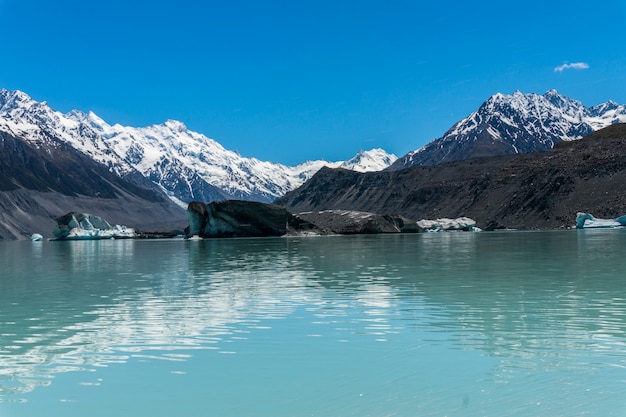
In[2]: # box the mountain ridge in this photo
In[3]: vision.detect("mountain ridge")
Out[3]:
[389,90,626,170]
[0,89,397,208]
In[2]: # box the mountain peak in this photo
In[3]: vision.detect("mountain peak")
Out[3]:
[339,148,398,173]
[0,88,30,100]
[542,89,584,112]
[163,119,188,131]
[389,90,626,170]
[0,89,37,112]
[543,88,561,97]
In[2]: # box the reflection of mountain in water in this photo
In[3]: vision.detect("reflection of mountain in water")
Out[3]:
[2,232,626,398]
[0,239,322,397]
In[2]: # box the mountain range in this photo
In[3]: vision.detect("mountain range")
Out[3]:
[389,90,626,170]
[2,87,626,239]
[0,89,397,209]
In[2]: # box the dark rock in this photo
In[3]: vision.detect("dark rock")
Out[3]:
[186,201,209,236]
[134,230,182,239]
[285,213,324,235]
[184,201,422,237]
[186,200,290,238]
[383,215,422,233]
[294,210,415,235]
[484,220,505,231]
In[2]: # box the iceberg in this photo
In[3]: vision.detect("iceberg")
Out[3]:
[30,233,44,241]
[53,212,136,240]
[416,217,480,232]
[575,212,626,229]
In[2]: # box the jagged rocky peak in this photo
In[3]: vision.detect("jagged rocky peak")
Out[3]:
[0,90,55,117]
[543,89,581,110]
[162,119,188,132]
[589,100,619,114]
[0,89,50,126]
[477,90,584,124]
[0,89,31,109]
[66,109,107,130]
[389,90,626,170]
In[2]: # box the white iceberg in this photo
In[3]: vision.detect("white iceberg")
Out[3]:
[30,233,44,241]
[416,217,480,232]
[575,212,626,229]
[53,212,136,240]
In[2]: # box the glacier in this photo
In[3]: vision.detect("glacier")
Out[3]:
[575,212,626,229]
[53,212,136,240]
[29,233,44,241]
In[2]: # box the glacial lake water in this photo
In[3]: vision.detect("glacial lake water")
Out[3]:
[1,230,626,417]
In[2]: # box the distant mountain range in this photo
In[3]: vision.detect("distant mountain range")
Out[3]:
[0,89,397,209]
[389,90,626,170]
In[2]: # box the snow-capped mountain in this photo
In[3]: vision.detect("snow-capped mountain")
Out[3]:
[339,148,397,172]
[389,90,626,170]
[0,89,397,208]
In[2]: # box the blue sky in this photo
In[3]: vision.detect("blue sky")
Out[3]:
[1,1,625,165]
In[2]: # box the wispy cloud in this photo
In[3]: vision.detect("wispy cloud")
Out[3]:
[554,62,590,72]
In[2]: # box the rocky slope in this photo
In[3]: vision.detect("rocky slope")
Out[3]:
[0,129,185,240]
[276,124,626,230]
[389,90,626,170]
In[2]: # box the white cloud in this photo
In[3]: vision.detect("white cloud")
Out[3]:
[554,62,590,72]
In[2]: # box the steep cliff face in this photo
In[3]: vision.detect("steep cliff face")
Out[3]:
[276,124,626,230]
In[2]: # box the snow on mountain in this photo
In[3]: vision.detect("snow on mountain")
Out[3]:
[339,148,397,172]
[0,89,396,208]
[0,90,133,171]
[389,90,626,170]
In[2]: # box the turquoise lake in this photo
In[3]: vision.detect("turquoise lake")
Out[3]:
[1,230,625,416]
